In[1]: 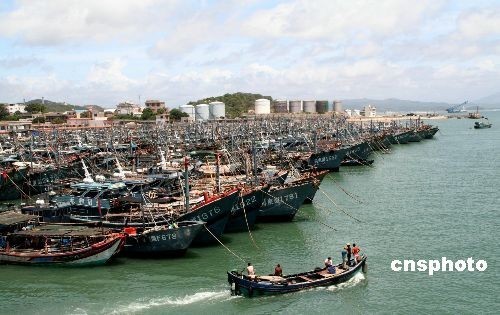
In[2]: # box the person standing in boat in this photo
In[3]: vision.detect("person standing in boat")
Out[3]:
[247,262,255,276]
[274,264,283,276]
[352,243,361,262]
[345,243,352,266]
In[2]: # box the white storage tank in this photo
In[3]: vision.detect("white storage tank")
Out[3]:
[209,101,225,119]
[180,104,195,118]
[195,104,210,121]
[254,99,271,115]
[333,100,343,113]
[303,100,316,113]
[289,100,302,113]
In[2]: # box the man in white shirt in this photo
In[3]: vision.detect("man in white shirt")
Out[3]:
[246,262,255,276]
[324,257,333,267]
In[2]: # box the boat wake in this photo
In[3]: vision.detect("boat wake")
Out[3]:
[106,290,234,314]
[326,271,366,291]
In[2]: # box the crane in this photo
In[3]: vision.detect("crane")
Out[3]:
[446,101,468,113]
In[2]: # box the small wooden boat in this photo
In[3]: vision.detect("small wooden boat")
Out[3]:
[0,225,125,266]
[227,256,367,297]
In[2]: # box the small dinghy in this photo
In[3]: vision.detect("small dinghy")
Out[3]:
[228,255,367,297]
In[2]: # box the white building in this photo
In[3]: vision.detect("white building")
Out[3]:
[363,105,377,117]
[115,101,142,116]
[6,103,27,114]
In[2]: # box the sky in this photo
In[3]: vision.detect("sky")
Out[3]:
[0,0,499,108]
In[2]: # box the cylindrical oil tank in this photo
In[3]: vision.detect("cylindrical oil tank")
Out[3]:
[289,100,301,113]
[255,99,271,115]
[209,101,225,119]
[303,100,316,113]
[273,100,288,113]
[316,100,328,114]
[195,104,209,121]
[180,104,195,118]
[333,100,343,113]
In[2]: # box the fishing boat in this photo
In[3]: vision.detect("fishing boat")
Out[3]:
[122,221,204,257]
[228,255,367,297]
[0,225,125,266]
[258,180,315,222]
[474,118,492,129]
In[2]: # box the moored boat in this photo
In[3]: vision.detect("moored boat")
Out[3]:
[122,221,204,257]
[228,255,367,297]
[258,180,314,222]
[0,225,125,266]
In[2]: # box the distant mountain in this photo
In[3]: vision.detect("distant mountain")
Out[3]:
[475,92,500,105]
[25,99,104,112]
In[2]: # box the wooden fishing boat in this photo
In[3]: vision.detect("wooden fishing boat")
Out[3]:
[0,225,125,266]
[227,256,367,297]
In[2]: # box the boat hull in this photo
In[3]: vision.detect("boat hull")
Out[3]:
[123,221,204,257]
[308,148,348,171]
[258,181,314,222]
[0,235,124,266]
[178,190,239,246]
[225,187,267,233]
[228,256,366,297]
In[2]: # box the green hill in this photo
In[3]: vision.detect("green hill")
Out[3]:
[188,92,273,118]
[25,99,104,112]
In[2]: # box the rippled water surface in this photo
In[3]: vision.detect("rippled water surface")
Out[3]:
[1,112,498,314]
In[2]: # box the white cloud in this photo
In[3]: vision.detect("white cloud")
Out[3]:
[0,0,178,45]
[242,0,445,40]
[87,59,137,91]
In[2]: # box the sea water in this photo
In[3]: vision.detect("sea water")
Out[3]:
[0,112,498,314]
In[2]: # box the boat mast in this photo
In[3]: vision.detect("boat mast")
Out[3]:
[184,156,190,212]
[215,151,221,193]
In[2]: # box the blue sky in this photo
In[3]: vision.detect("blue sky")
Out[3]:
[0,0,499,108]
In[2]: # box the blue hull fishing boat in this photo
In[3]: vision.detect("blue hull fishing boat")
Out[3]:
[225,186,268,233]
[258,181,314,222]
[122,221,204,257]
[228,256,367,297]
[178,189,239,246]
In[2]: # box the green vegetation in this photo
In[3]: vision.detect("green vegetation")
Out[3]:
[188,92,273,118]
[169,108,189,121]
[25,99,104,112]
[114,114,140,120]
[51,117,66,124]
[80,111,91,118]
[0,104,8,120]
[141,108,156,120]
[25,103,47,114]
[32,117,46,124]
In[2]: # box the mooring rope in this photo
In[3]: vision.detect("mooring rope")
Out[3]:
[5,172,32,200]
[325,174,364,204]
[239,190,260,249]
[204,224,247,263]
[319,189,362,223]
[261,186,337,231]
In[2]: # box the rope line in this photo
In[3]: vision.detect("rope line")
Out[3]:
[204,224,247,263]
[319,188,362,223]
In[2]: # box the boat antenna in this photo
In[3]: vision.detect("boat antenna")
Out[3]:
[81,159,94,183]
